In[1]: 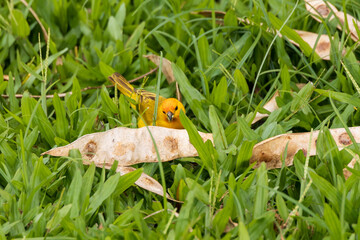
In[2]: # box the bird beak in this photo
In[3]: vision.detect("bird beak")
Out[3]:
[166,111,174,122]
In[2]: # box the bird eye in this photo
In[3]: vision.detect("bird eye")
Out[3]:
[175,106,178,111]
[162,111,166,114]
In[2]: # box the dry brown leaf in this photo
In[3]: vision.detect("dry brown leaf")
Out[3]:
[252,91,280,124]
[117,166,177,201]
[343,158,358,179]
[339,14,360,41]
[305,0,360,41]
[252,83,307,124]
[43,126,213,167]
[293,30,344,60]
[81,162,176,200]
[305,0,339,20]
[175,82,182,102]
[250,127,359,173]
[144,55,175,84]
[56,57,63,66]
[143,55,182,101]
[276,29,343,60]
[42,126,213,199]
[224,218,238,233]
[194,11,335,60]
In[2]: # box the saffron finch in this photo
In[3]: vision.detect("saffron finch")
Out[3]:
[108,73,185,129]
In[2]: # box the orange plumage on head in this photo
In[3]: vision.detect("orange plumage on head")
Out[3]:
[156,98,185,129]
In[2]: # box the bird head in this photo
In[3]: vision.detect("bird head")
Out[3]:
[157,98,185,129]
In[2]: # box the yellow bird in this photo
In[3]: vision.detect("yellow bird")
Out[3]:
[108,73,185,129]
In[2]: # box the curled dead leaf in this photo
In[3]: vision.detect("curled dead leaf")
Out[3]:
[117,166,180,201]
[293,30,345,60]
[343,158,358,179]
[276,29,343,60]
[144,55,175,84]
[305,0,339,20]
[143,55,182,101]
[43,126,213,167]
[252,91,279,124]
[56,57,63,66]
[42,126,213,199]
[252,83,307,124]
[193,9,348,60]
[305,0,360,41]
[250,127,360,177]
[224,218,238,233]
[86,162,177,200]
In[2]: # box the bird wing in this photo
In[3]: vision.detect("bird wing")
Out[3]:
[108,73,166,125]
[137,89,165,125]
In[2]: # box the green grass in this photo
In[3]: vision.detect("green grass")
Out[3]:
[1,0,360,239]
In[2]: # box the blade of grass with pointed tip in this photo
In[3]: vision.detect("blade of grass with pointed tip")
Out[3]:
[205,32,251,79]
[53,93,68,139]
[101,86,119,114]
[253,163,268,218]
[209,105,227,150]
[269,12,316,59]
[87,173,121,217]
[114,200,143,226]
[79,164,96,209]
[236,140,256,173]
[185,178,209,205]
[290,82,313,114]
[22,97,55,146]
[324,203,343,239]
[180,111,212,172]
[248,211,275,239]
[233,69,249,94]
[125,22,145,51]
[46,204,72,230]
[315,89,360,108]
[113,168,142,196]
[309,171,356,223]
[173,64,210,129]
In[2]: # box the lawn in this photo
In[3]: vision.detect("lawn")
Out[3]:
[1,0,360,239]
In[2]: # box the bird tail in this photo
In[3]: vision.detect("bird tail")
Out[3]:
[108,73,135,98]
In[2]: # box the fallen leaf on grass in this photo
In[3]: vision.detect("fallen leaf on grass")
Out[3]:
[224,217,239,233]
[344,158,358,179]
[252,83,307,124]
[3,75,12,81]
[250,127,359,175]
[252,91,280,124]
[43,126,213,166]
[194,10,344,60]
[98,164,176,201]
[287,30,344,60]
[144,54,182,101]
[43,126,213,199]
[117,166,173,199]
[305,0,360,41]
[144,55,175,84]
